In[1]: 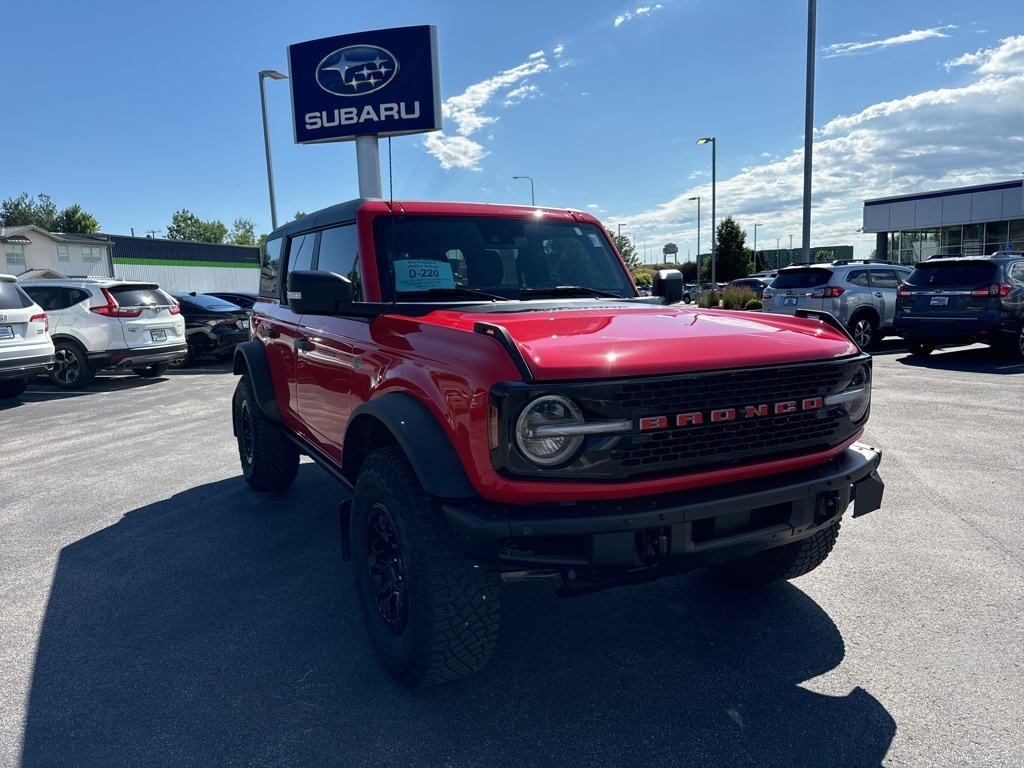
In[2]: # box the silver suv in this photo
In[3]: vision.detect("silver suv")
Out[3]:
[0,275,54,398]
[761,260,913,348]
[20,278,187,389]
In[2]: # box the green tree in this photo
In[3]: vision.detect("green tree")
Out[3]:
[0,193,58,229]
[700,216,752,282]
[166,209,227,243]
[53,204,100,234]
[228,217,256,245]
[607,231,641,271]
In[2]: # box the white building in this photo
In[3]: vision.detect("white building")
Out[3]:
[863,179,1024,263]
[1,225,113,278]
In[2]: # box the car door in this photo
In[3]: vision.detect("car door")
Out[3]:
[868,268,901,330]
[261,232,316,428]
[293,224,359,463]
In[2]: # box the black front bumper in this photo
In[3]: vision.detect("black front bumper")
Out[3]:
[443,443,883,573]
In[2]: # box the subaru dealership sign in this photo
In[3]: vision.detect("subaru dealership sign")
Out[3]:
[288,25,441,144]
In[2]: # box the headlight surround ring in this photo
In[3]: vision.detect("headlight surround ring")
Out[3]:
[514,395,585,467]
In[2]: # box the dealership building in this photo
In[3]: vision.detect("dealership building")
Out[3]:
[863,179,1024,263]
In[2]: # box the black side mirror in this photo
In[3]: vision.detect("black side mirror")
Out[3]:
[287,270,354,315]
[652,269,684,304]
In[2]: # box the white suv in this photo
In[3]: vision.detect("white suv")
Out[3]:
[0,275,54,399]
[20,278,187,389]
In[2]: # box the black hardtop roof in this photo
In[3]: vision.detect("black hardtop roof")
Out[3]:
[271,198,373,240]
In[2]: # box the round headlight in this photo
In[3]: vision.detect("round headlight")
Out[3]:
[826,363,871,423]
[514,395,585,466]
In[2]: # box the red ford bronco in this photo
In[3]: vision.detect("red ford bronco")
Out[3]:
[231,198,884,687]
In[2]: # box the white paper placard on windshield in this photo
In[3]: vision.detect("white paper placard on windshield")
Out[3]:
[394,259,456,291]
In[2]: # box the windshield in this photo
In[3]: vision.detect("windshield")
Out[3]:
[372,215,635,301]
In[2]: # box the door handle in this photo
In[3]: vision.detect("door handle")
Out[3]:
[295,338,312,352]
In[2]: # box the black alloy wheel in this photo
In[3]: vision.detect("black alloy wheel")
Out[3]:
[51,340,95,389]
[366,503,408,633]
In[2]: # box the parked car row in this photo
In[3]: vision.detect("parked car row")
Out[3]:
[0,276,257,397]
[757,252,1024,358]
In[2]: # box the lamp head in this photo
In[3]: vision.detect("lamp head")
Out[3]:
[261,70,288,80]
[696,137,714,145]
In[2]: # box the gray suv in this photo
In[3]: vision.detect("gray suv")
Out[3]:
[761,260,913,348]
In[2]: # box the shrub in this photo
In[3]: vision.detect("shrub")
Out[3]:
[721,287,756,310]
[745,298,763,311]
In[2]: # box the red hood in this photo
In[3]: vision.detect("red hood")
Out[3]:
[427,303,859,380]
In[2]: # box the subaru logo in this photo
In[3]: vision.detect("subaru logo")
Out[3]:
[316,45,399,97]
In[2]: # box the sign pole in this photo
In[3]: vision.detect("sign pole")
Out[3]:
[355,136,383,198]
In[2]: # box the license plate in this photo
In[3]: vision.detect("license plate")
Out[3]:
[151,329,167,342]
[783,297,798,306]
[0,325,12,339]
[929,296,948,306]
[240,319,250,330]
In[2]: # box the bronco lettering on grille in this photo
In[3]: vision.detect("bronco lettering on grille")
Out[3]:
[639,397,824,430]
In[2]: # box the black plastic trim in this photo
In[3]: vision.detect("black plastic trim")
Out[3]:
[231,340,282,422]
[345,392,478,499]
[474,321,534,383]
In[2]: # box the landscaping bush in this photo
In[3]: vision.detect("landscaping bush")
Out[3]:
[745,298,763,311]
[721,287,757,310]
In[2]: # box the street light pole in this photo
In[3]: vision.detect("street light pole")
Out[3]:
[790,234,794,265]
[688,196,701,272]
[753,223,761,270]
[697,137,717,297]
[802,0,817,263]
[259,69,288,231]
[512,175,535,206]
[776,238,781,269]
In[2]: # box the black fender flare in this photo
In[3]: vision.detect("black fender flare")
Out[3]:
[344,392,477,500]
[232,340,282,424]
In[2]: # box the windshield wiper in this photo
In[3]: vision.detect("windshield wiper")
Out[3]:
[519,286,625,299]
[399,287,510,301]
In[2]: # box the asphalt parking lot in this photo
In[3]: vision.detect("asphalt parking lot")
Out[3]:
[2,340,1022,768]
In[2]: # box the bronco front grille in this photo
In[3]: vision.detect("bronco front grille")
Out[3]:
[492,357,868,482]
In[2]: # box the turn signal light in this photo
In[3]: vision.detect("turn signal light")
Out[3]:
[810,286,845,298]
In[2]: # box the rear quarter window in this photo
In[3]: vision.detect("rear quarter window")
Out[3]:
[0,281,33,310]
[771,269,831,289]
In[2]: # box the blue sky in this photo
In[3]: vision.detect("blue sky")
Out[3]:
[3,0,1022,260]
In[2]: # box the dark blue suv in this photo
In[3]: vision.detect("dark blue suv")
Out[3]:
[894,252,1024,358]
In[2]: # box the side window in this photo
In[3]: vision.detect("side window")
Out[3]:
[288,233,317,274]
[283,232,318,307]
[1008,261,1024,282]
[316,225,362,300]
[870,269,900,289]
[260,237,283,297]
[846,269,870,288]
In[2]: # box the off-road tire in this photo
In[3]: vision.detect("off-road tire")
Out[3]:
[351,446,501,688]
[711,521,841,586]
[51,340,95,389]
[848,312,878,349]
[233,373,299,491]
[0,378,28,399]
[132,363,169,378]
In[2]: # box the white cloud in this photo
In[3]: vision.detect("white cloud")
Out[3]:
[424,56,551,170]
[614,4,663,27]
[621,35,1024,256]
[824,26,956,58]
